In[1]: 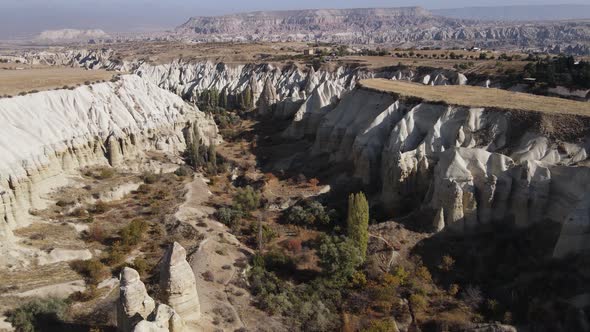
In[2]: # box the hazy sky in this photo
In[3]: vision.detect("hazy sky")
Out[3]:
[0,0,583,39]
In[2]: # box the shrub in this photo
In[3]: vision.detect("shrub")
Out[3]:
[462,285,483,309]
[174,166,193,177]
[364,319,399,332]
[317,235,363,287]
[283,200,332,228]
[284,239,302,254]
[70,259,108,285]
[87,224,106,243]
[131,257,150,276]
[6,298,69,332]
[439,255,455,272]
[263,250,295,271]
[409,293,428,312]
[142,173,160,184]
[104,241,128,266]
[233,186,260,212]
[215,207,243,227]
[90,201,109,214]
[120,219,149,246]
[391,266,409,286]
[89,167,115,180]
[415,266,432,282]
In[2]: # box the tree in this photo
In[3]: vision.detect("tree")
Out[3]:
[318,235,363,286]
[7,298,68,332]
[219,89,228,108]
[233,185,260,212]
[243,85,252,109]
[188,122,201,170]
[207,143,217,175]
[347,192,369,260]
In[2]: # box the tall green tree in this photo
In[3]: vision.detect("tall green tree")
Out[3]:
[189,122,201,170]
[346,192,369,260]
[207,143,217,175]
[243,85,252,109]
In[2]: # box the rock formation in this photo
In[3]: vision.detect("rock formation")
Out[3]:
[118,267,156,332]
[299,84,590,256]
[175,7,590,54]
[159,242,200,321]
[0,75,220,251]
[133,304,185,332]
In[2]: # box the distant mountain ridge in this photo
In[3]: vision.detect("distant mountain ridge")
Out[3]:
[175,6,590,54]
[433,4,590,21]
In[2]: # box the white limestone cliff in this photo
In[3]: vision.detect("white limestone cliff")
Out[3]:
[302,86,590,256]
[0,75,220,250]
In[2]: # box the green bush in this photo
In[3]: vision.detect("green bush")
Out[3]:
[120,219,149,246]
[215,207,243,227]
[174,166,193,177]
[70,259,108,285]
[364,319,399,332]
[142,173,160,184]
[409,293,428,312]
[104,241,128,266]
[283,200,332,228]
[7,298,68,332]
[317,235,363,287]
[233,186,260,212]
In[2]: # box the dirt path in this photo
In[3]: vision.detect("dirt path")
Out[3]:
[175,175,284,331]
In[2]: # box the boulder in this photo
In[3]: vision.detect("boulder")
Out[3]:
[118,267,156,332]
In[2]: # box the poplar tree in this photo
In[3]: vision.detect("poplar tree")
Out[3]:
[346,192,369,260]
[243,86,252,109]
[189,122,200,169]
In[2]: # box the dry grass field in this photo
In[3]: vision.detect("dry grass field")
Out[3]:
[107,41,306,64]
[360,79,590,116]
[341,55,529,74]
[0,66,114,96]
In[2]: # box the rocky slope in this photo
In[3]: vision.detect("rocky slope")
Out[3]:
[0,75,219,253]
[307,84,590,257]
[175,7,590,54]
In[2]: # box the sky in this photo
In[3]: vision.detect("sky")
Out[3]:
[0,0,583,39]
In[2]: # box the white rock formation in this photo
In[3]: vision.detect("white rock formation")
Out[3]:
[303,85,590,256]
[118,267,156,332]
[0,75,219,250]
[159,242,200,321]
[133,304,185,332]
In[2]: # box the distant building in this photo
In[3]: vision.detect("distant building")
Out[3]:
[303,49,314,56]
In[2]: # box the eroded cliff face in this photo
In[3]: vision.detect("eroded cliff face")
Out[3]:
[0,75,219,248]
[307,87,590,257]
[135,60,469,139]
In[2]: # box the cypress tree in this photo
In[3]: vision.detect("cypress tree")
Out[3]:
[208,143,217,175]
[347,192,369,260]
[243,85,252,109]
[189,122,200,170]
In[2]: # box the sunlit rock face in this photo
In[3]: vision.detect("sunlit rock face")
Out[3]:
[302,85,590,256]
[0,75,220,248]
[159,242,201,321]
